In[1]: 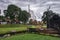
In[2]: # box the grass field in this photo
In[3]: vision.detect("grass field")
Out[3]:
[0,33,60,40]
[0,24,60,40]
[0,24,28,28]
[0,24,28,34]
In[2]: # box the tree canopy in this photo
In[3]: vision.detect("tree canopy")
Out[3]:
[42,10,60,32]
[42,10,55,24]
[4,4,31,23]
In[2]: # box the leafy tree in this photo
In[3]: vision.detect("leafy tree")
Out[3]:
[42,10,56,28]
[0,16,5,22]
[42,10,60,33]
[18,10,31,23]
[4,4,31,24]
[50,14,60,32]
[7,4,21,19]
[3,10,7,16]
[42,10,54,23]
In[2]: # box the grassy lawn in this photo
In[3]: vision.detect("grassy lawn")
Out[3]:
[0,24,28,34]
[0,24,28,28]
[0,24,47,34]
[0,33,60,40]
[0,24,60,40]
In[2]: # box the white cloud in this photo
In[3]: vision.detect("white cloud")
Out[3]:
[44,1,60,5]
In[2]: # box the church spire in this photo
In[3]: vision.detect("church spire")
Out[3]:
[28,0,30,13]
[47,5,51,11]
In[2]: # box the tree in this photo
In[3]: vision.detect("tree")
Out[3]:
[7,4,21,19]
[18,10,31,23]
[42,10,55,28]
[42,10,60,33]
[50,14,60,32]
[0,15,5,24]
[4,4,31,24]
[42,10,54,23]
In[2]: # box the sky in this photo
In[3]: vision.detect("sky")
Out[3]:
[0,0,60,21]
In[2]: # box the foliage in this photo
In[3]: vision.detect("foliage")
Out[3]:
[49,14,60,31]
[4,4,31,23]
[42,10,54,24]
[0,16,5,21]
[0,16,4,19]
[42,10,60,32]
[18,10,31,23]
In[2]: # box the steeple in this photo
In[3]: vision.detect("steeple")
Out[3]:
[27,0,36,20]
[47,5,51,11]
[28,4,30,13]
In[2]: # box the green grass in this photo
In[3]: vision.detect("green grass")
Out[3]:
[0,33,60,40]
[0,27,27,34]
[0,24,47,34]
[0,24,28,28]
[0,24,28,34]
[0,24,60,40]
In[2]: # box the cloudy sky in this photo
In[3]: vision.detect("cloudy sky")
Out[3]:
[0,0,60,21]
